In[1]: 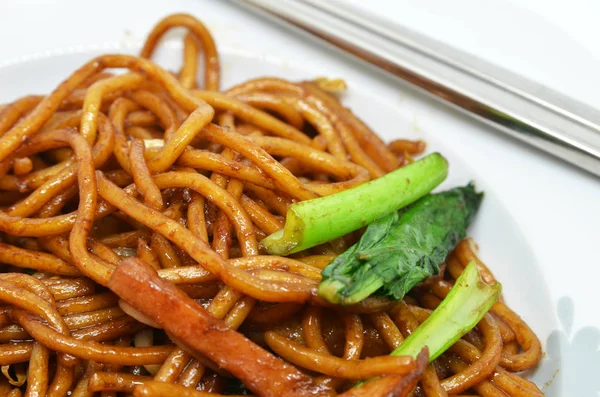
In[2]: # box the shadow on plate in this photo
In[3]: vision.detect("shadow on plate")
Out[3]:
[542,296,600,396]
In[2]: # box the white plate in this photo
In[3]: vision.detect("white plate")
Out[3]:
[0,45,572,394]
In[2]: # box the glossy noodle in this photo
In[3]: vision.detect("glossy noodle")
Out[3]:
[0,14,544,397]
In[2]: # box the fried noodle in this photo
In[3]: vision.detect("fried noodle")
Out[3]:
[0,13,544,397]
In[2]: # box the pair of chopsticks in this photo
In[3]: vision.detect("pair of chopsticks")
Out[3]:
[234,0,600,177]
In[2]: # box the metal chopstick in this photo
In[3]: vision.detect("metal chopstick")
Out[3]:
[234,0,600,177]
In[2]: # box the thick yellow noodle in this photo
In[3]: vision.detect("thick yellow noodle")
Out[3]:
[0,13,543,397]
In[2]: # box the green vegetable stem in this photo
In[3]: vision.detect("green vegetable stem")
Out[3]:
[260,153,448,256]
[355,261,500,388]
[318,183,483,305]
[390,261,502,361]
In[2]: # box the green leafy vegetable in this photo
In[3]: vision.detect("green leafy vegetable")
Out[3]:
[318,183,483,305]
[390,261,501,361]
[355,261,500,388]
[260,153,448,256]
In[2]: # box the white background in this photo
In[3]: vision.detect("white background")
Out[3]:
[0,1,599,392]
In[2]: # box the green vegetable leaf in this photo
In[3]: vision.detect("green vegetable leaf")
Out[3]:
[318,183,483,305]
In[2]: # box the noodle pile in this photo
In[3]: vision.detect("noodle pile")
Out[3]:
[0,14,544,397]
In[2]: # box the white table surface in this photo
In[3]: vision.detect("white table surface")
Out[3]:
[1,0,598,346]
